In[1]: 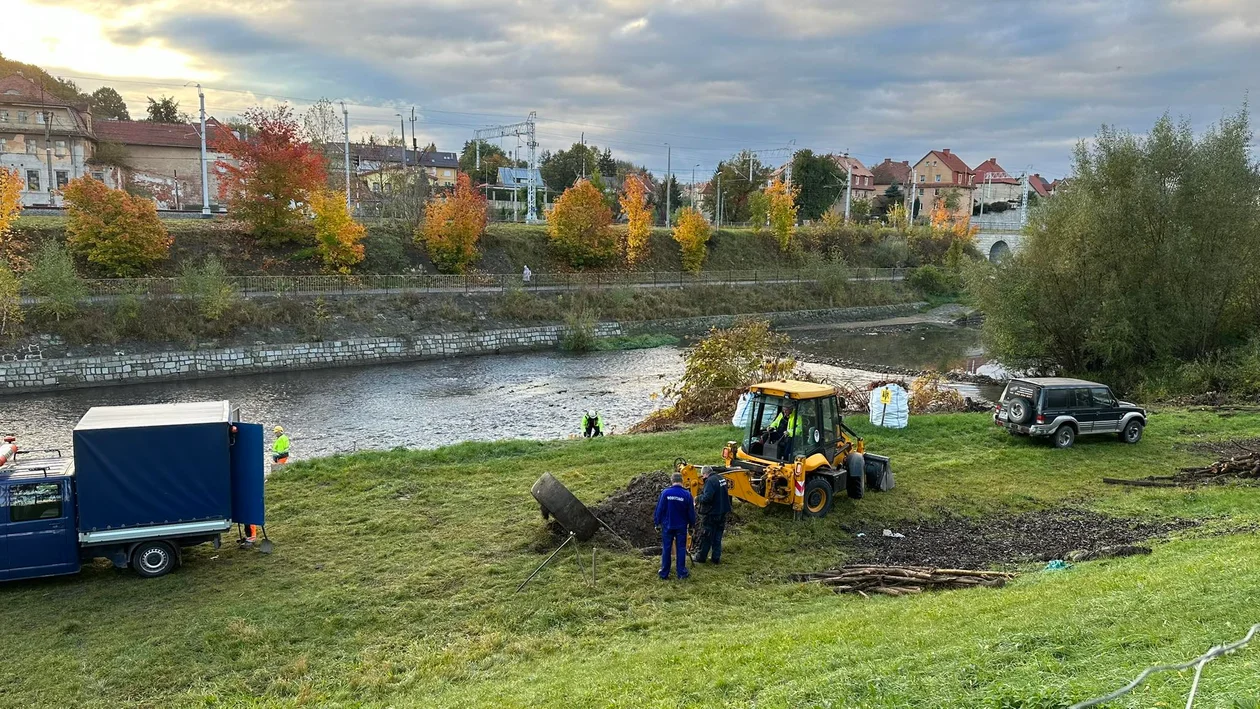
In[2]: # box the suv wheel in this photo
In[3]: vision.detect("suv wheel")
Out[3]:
[1121,420,1144,444]
[1053,425,1076,449]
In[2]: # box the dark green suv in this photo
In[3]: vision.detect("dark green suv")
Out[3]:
[994,377,1146,449]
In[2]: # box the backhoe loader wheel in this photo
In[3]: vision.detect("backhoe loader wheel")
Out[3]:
[845,453,866,500]
[530,473,600,542]
[803,478,833,518]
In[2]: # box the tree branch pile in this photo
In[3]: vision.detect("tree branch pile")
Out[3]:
[1103,452,1260,488]
[789,564,1017,596]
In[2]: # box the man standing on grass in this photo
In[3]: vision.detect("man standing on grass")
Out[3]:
[654,472,696,580]
[694,468,732,565]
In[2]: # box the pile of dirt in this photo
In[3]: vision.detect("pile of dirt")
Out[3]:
[848,509,1198,569]
[588,470,672,548]
[1183,437,1260,457]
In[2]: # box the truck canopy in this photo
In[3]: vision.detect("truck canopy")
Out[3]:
[73,402,233,532]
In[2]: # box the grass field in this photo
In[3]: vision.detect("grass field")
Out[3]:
[1,412,1259,707]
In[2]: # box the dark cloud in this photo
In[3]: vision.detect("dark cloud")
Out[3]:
[57,0,1260,176]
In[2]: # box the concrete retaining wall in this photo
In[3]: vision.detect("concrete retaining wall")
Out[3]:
[0,303,922,393]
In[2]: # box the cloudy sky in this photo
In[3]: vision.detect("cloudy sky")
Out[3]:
[7,0,1258,179]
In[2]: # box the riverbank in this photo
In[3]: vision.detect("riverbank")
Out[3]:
[0,303,922,393]
[2,413,1258,707]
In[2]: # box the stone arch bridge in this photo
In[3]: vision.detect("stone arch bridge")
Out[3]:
[975,231,1024,262]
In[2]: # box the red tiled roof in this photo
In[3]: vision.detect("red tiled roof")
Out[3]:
[94,118,232,148]
[871,158,911,185]
[925,149,973,177]
[973,158,1019,185]
[829,154,873,180]
[1028,173,1051,197]
[0,74,84,109]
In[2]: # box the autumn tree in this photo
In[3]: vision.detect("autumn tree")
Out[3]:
[0,167,24,269]
[459,139,518,186]
[419,173,486,274]
[547,179,617,268]
[0,264,21,338]
[765,179,799,250]
[620,175,652,266]
[673,207,711,273]
[309,189,366,273]
[747,191,769,233]
[214,105,329,245]
[63,177,172,277]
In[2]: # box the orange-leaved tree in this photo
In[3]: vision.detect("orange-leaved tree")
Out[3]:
[213,105,328,246]
[63,176,171,277]
[547,179,618,268]
[310,189,366,273]
[619,174,652,266]
[0,167,25,269]
[765,179,799,250]
[672,207,710,273]
[419,172,486,274]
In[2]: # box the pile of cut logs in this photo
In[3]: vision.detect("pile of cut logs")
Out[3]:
[1103,452,1260,488]
[790,564,1017,596]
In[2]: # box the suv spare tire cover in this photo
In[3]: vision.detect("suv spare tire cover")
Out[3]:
[1007,397,1035,425]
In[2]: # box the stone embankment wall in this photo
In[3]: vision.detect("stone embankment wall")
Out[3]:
[0,303,921,392]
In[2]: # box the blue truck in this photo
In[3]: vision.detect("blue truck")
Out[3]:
[0,401,267,582]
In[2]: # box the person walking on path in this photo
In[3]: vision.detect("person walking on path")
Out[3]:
[694,468,732,564]
[653,471,696,580]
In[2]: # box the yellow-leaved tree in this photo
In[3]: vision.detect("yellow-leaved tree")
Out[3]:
[765,179,799,250]
[419,173,486,274]
[547,179,617,268]
[0,167,27,269]
[672,207,710,273]
[619,174,652,266]
[310,189,367,273]
[63,176,172,277]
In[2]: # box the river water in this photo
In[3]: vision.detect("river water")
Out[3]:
[1,326,999,460]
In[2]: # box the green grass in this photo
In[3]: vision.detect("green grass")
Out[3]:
[592,333,681,351]
[2,413,1259,707]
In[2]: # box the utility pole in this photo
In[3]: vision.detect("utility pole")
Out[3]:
[716,172,722,230]
[1019,171,1030,228]
[197,84,210,216]
[843,159,853,222]
[664,143,671,228]
[692,164,699,209]
[340,101,351,209]
[43,110,54,205]
[907,169,917,221]
[409,107,417,151]
[396,114,407,174]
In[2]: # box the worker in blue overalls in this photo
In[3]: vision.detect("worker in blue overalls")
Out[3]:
[653,471,696,580]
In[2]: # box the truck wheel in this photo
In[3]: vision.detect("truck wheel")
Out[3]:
[1121,420,1144,444]
[530,473,600,541]
[131,541,177,578]
[803,477,833,518]
[1053,425,1076,449]
[845,453,865,500]
[1007,397,1035,425]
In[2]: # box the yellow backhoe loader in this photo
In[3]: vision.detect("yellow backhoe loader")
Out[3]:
[678,380,893,518]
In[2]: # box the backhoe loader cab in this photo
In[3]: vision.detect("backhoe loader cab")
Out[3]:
[678,380,892,519]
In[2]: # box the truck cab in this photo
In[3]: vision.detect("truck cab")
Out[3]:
[0,455,80,582]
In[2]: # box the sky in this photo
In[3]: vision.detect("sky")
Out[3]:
[5,0,1259,180]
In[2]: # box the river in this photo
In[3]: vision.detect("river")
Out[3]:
[1,325,1000,460]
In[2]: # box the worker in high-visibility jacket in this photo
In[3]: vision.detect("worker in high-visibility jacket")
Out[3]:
[272,426,290,465]
[582,410,604,438]
[769,402,800,460]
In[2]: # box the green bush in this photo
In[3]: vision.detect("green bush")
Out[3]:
[560,301,598,352]
[361,226,412,274]
[907,265,959,297]
[25,241,86,321]
[177,255,238,321]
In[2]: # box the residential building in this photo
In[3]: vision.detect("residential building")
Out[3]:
[93,118,235,210]
[910,148,974,220]
[831,154,875,205]
[0,74,95,206]
[1028,173,1052,198]
[349,144,460,192]
[870,158,912,207]
[971,157,1022,208]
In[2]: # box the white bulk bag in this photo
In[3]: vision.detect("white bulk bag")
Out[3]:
[869,384,909,429]
[731,392,751,428]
